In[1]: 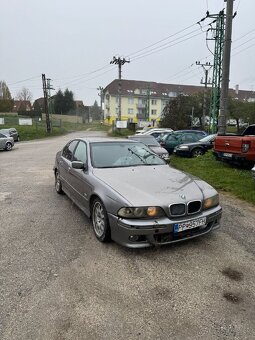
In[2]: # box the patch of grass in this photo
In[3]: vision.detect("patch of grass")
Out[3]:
[171,151,255,204]
[109,128,136,138]
[1,119,110,141]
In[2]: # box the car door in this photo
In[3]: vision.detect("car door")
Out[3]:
[68,141,92,216]
[0,133,5,149]
[59,140,79,196]
[164,134,180,153]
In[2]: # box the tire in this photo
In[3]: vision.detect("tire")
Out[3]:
[91,198,111,242]
[55,169,64,194]
[191,148,204,157]
[5,142,12,151]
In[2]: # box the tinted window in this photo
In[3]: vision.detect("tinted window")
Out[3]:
[0,133,6,138]
[182,134,195,142]
[62,140,78,161]
[73,141,87,163]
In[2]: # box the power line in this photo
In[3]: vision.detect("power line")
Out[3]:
[127,23,197,58]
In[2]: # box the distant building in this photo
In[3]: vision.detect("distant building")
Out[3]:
[103,79,255,125]
[12,100,32,112]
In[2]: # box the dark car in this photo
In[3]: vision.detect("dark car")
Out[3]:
[157,129,207,143]
[128,135,169,161]
[0,128,19,142]
[173,134,217,157]
[160,131,206,154]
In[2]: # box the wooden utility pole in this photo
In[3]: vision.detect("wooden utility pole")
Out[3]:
[42,74,51,133]
[110,56,130,121]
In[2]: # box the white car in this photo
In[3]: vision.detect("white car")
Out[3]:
[136,128,173,139]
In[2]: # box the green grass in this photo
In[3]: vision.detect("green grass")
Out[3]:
[1,118,110,141]
[109,128,136,138]
[171,151,255,204]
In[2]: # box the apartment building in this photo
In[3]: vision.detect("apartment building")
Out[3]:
[103,79,205,125]
[103,79,255,126]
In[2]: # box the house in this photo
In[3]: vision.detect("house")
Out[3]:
[12,100,32,112]
[103,79,255,125]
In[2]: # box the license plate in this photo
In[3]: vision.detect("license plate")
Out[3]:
[223,152,232,158]
[174,217,206,233]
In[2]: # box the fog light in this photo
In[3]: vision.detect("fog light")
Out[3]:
[129,235,139,242]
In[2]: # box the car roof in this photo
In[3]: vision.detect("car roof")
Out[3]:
[70,137,138,143]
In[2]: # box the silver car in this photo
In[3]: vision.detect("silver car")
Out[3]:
[0,132,14,151]
[54,138,222,248]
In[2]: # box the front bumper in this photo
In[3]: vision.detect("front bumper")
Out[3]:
[108,206,222,248]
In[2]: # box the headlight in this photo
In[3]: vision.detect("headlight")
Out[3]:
[203,194,219,210]
[178,145,189,150]
[117,206,165,219]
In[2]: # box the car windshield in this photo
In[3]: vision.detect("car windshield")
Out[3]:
[90,142,166,168]
[129,136,160,146]
[199,134,216,142]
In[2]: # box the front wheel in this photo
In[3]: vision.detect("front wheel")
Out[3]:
[5,142,12,151]
[91,198,111,242]
[191,148,204,157]
[55,170,64,194]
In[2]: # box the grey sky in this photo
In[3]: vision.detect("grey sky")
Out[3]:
[1,0,254,105]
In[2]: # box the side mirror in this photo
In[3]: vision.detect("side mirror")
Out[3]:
[72,161,86,170]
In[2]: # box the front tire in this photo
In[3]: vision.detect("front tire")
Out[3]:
[5,142,12,151]
[91,198,111,242]
[55,170,64,194]
[191,148,204,157]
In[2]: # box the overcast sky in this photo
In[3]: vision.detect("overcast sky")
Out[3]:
[1,0,254,105]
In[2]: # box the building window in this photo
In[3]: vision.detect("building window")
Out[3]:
[115,96,119,104]
[151,109,157,115]
[151,99,157,105]
[138,98,146,105]
[128,97,134,104]
[128,108,134,115]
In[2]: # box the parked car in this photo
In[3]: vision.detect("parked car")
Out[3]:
[213,125,255,169]
[54,137,222,248]
[127,135,169,161]
[157,129,207,143]
[160,131,206,154]
[0,132,14,151]
[0,128,19,142]
[173,134,217,157]
[136,128,173,139]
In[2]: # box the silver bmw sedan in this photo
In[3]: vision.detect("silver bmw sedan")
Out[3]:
[54,137,221,248]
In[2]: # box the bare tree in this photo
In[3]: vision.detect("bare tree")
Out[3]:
[16,87,33,102]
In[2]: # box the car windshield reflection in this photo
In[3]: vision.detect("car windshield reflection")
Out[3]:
[90,142,166,168]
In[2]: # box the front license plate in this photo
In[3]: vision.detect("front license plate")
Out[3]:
[174,217,206,233]
[223,152,232,158]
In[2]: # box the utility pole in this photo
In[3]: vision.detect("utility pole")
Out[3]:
[42,74,51,133]
[97,86,104,122]
[218,0,235,134]
[46,78,54,119]
[110,56,130,121]
[196,61,212,129]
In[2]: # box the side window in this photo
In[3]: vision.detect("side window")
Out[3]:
[62,140,78,161]
[183,135,194,143]
[73,141,87,163]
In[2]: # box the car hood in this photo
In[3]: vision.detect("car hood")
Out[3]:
[92,165,214,206]
[149,146,168,155]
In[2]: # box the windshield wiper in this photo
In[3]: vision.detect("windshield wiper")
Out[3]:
[128,147,147,164]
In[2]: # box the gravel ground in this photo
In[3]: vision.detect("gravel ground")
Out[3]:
[0,131,255,340]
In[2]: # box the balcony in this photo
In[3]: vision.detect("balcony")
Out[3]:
[137,103,146,109]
